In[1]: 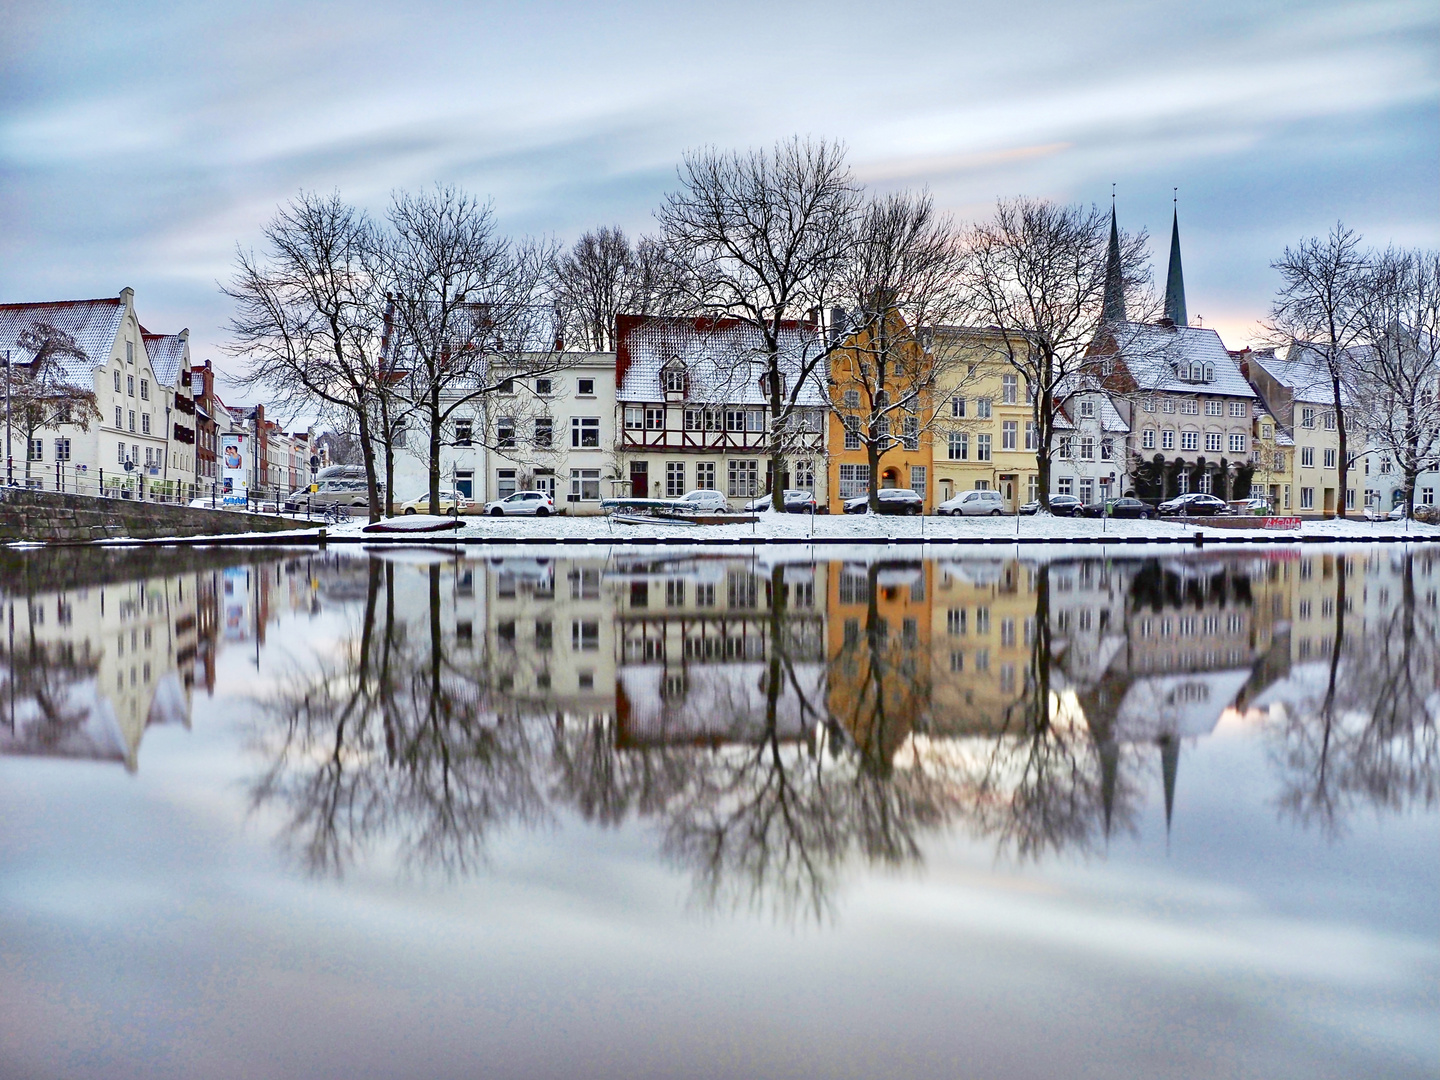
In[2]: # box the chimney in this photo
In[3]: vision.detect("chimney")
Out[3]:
[828,307,847,347]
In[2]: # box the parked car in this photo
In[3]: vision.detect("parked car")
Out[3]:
[936,489,1007,516]
[843,488,925,515]
[1080,497,1153,519]
[483,490,556,516]
[1230,497,1273,516]
[1042,494,1085,516]
[744,489,818,513]
[1158,493,1229,516]
[1017,500,1041,516]
[673,489,730,513]
[283,465,383,512]
[398,488,470,515]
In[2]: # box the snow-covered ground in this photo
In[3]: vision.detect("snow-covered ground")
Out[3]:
[51,508,1440,551]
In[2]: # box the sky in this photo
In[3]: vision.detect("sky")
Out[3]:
[1,0,1436,404]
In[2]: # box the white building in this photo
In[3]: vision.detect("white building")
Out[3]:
[1051,380,1132,503]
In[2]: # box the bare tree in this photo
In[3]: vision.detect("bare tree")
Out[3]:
[552,227,679,351]
[957,199,1150,511]
[658,137,859,496]
[1353,247,1440,518]
[10,323,100,483]
[828,190,967,510]
[377,186,564,514]
[225,191,389,522]
[1268,224,1372,517]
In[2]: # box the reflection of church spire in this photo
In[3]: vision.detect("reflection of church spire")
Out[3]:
[1159,734,1180,841]
[1164,194,1188,327]
[1100,738,1119,837]
[1102,199,1127,325]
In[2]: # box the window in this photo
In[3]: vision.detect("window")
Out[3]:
[1142,428,1156,450]
[838,463,869,499]
[56,438,70,461]
[1142,397,1156,412]
[794,459,815,490]
[118,441,126,463]
[696,462,716,490]
[951,396,966,418]
[1002,374,1018,404]
[1198,471,1212,493]
[1181,400,1199,415]
[496,469,517,498]
[498,378,515,395]
[1323,410,1335,430]
[577,378,595,396]
[1230,401,1248,417]
[910,466,926,499]
[1025,422,1038,450]
[666,579,685,607]
[1423,488,1435,505]
[534,417,552,447]
[1079,478,1094,503]
[497,417,516,448]
[843,389,861,408]
[571,417,600,447]
[126,375,134,396]
[569,469,600,501]
[1057,477,1073,496]
[1079,399,1095,417]
[976,433,992,461]
[666,461,685,497]
[128,410,136,432]
[1261,424,1272,440]
[1205,400,1222,415]
[141,413,151,434]
[1206,432,1222,452]
[1274,451,1286,471]
[1323,448,1336,469]
[27,438,42,461]
[624,406,644,430]
[1079,437,1094,460]
[902,415,919,450]
[1162,398,1176,413]
[1002,421,1017,450]
[645,407,664,430]
[454,420,473,446]
[1301,446,1314,468]
[1058,435,1073,459]
[1301,407,1315,429]
[1101,437,1114,460]
[728,459,759,497]
[1159,429,1173,450]
[1230,433,1246,453]
[976,398,992,419]
[126,341,133,364]
[535,377,552,396]
[1181,431,1198,451]
[572,620,599,651]
[113,370,121,392]
[844,416,861,450]
[1300,487,1315,510]
[947,431,968,460]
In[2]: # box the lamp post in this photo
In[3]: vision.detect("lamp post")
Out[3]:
[4,349,11,487]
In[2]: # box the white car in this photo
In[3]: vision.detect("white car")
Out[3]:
[673,490,730,513]
[398,488,470,515]
[937,489,1007,516]
[744,489,819,513]
[483,490,556,516]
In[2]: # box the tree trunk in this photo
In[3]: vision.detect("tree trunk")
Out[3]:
[428,383,442,515]
[1333,372,1348,518]
[356,409,382,523]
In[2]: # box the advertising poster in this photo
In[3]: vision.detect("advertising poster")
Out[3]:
[221,433,248,506]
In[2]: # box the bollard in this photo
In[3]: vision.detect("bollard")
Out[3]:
[1193,530,1204,548]
[318,526,327,549]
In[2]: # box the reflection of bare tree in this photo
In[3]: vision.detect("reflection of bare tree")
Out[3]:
[958,564,1137,859]
[0,605,100,754]
[250,559,548,877]
[1269,554,1440,833]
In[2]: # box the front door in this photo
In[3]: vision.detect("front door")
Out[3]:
[630,461,648,499]
[1001,475,1016,511]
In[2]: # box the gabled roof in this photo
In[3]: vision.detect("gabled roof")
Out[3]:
[615,315,827,406]
[141,329,189,388]
[1054,375,1131,433]
[1254,406,1295,447]
[0,297,123,383]
[1107,322,1255,399]
[1252,344,1356,407]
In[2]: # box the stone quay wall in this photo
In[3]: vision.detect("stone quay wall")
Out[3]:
[0,487,315,542]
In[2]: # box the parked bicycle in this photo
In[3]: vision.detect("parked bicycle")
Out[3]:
[322,503,351,525]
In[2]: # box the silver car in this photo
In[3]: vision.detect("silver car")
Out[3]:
[937,489,1007,516]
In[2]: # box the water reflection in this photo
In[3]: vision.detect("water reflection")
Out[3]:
[3,544,1437,917]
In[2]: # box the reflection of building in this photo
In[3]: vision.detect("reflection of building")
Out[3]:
[825,561,932,764]
[612,557,828,746]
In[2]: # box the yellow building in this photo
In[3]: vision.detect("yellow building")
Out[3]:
[928,558,1036,734]
[930,327,1039,512]
[825,311,935,513]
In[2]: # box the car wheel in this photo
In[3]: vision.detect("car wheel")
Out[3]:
[448,507,458,516]
[491,507,504,516]
[404,507,416,515]
[535,506,549,517]
[991,509,1002,516]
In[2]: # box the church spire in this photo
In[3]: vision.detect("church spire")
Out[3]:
[1159,734,1180,840]
[1164,193,1188,326]
[1102,195,1127,324]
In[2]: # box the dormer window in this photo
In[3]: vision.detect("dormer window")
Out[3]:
[1190,362,1203,381]
[1204,363,1214,382]
[663,364,686,397]
[759,371,786,398]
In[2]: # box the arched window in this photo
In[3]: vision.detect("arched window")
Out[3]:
[1190,362,1204,381]
[1203,363,1214,382]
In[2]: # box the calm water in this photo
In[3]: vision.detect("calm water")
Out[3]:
[0,543,1435,1080]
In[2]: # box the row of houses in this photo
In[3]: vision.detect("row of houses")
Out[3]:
[2,214,1416,513]
[0,289,320,502]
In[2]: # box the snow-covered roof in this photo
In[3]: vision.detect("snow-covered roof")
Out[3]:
[1255,407,1295,447]
[616,315,827,406]
[1112,669,1252,741]
[0,296,123,384]
[1054,382,1130,433]
[1110,322,1256,399]
[141,330,188,388]
[1252,345,1356,406]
